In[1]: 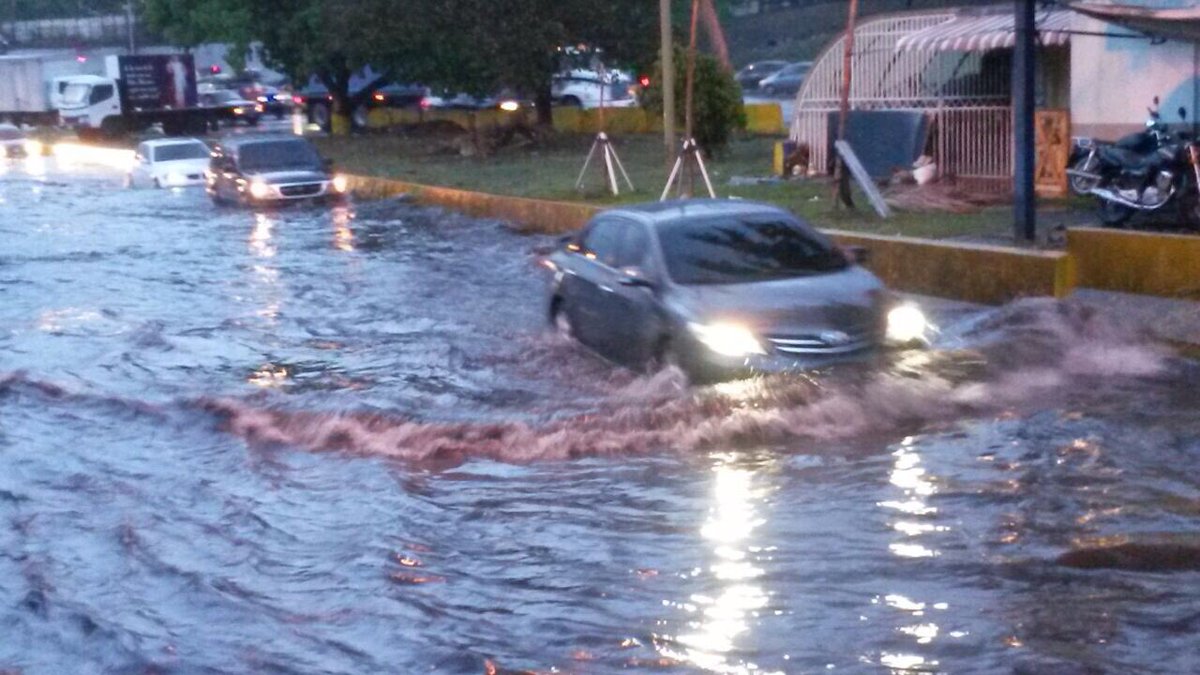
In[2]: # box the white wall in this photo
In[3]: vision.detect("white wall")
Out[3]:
[1070,14,1199,139]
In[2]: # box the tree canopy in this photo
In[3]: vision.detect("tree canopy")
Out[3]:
[141,0,661,128]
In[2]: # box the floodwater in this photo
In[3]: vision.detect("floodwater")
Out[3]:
[1,151,1198,674]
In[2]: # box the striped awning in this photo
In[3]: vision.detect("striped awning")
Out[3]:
[895,10,1074,52]
[1069,2,1200,43]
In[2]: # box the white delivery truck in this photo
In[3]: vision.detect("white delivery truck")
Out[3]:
[58,53,214,138]
[0,51,107,126]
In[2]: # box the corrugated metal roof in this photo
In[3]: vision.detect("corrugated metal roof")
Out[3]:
[895,10,1074,52]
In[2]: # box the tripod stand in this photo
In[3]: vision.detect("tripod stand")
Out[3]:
[660,137,715,200]
[575,131,634,196]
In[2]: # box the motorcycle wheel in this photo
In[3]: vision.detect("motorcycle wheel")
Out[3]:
[1068,153,1101,195]
[1098,200,1134,228]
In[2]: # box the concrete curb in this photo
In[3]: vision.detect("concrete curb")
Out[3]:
[345,174,1199,327]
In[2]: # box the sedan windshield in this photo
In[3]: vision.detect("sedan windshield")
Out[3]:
[237,141,322,172]
[659,217,847,285]
[154,143,209,162]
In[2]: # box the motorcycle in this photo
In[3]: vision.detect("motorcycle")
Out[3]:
[1067,98,1200,229]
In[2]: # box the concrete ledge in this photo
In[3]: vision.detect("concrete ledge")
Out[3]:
[1067,227,1200,299]
[347,174,598,234]
[826,230,1075,304]
[348,174,1076,304]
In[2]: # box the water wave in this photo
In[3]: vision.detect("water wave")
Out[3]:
[200,299,1175,465]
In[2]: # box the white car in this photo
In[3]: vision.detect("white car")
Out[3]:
[552,69,637,109]
[127,138,212,188]
[0,123,31,158]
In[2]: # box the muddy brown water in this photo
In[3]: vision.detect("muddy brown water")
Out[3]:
[1,154,1198,674]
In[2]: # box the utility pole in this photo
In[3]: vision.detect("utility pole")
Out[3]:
[833,0,858,208]
[1013,0,1037,242]
[124,1,136,54]
[660,0,675,170]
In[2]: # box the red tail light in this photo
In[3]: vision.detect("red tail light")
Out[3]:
[638,75,650,88]
[292,95,303,105]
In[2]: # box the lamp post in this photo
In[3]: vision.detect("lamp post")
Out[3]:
[1013,0,1036,242]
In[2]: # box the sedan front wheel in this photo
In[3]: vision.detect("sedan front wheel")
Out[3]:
[552,303,574,340]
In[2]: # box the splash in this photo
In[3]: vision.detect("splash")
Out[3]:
[202,298,1176,465]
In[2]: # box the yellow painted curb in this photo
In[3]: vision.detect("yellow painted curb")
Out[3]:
[825,230,1075,305]
[346,174,598,235]
[1067,227,1200,299]
[347,173,1081,305]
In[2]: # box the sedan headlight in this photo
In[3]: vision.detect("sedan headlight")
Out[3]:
[331,174,348,193]
[886,305,927,344]
[688,322,765,357]
[248,179,271,200]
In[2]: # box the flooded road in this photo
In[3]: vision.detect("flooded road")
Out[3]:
[1,152,1198,674]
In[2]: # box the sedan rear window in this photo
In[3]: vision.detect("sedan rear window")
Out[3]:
[659,217,847,285]
[238,141,322,172]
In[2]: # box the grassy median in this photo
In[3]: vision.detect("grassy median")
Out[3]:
[311,129,1078,241]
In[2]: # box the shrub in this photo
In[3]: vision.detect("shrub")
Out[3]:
[641,47,746,156]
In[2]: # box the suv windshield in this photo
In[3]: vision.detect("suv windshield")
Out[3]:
[155,143,209,161]
[237,141,322,172]
[659,217,847,285]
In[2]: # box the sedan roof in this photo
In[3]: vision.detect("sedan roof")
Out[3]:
[602,199,796,228]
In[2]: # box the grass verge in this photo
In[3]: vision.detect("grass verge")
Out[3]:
[313,129,1076,241]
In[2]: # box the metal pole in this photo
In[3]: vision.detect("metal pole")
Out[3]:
[660,0,675,170]
[1013,0,1036,242]
[125,1,136,54]
[833,0,858,208]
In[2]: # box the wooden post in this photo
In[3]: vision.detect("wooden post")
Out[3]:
[660,0,675,170]
[833,0,858,208]
[698,0,732,72]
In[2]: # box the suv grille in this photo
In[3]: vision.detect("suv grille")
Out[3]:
[279,183,322,197]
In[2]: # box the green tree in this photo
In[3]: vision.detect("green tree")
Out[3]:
[642,47,745,155]
[143,0,406,133]
[141,0,661,131]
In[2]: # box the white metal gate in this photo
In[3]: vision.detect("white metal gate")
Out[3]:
[790,11,1015,183]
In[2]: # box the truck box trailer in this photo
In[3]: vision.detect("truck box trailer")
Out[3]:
[0,51,107,126]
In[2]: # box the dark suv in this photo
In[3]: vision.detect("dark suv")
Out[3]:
[206,136,348,207]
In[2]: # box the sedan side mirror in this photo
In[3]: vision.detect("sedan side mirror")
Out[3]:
[618,267,655,289]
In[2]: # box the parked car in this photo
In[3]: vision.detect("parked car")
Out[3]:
[205,136,348,207]
[127,138,211,188]
[735,60,789,89]
[249,85,292,119]
[757,61,813,96]
[0,123,30,157]
[199,89,262,127]
[544,199,927,383]
[295,79,426,129]
[551,69,637,109]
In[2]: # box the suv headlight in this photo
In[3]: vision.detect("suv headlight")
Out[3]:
[688,321,765,357]
[331,174,348,193]
[248,179,271,200]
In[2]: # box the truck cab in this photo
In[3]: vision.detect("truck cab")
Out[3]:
[58,75,120,131]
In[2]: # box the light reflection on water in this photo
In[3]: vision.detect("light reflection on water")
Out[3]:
[658,453,777,674]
